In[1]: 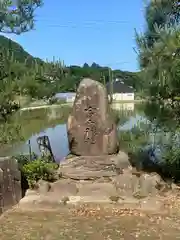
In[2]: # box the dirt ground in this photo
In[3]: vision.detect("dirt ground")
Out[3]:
[1,202,180,240]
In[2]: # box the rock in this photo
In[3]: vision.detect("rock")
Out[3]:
[112,172,139,197]
[19,194,41,205]
[111,151,131,171]
[60,168,117,181]
[50,179,78,197]
[68,196,111,204]
[58,156,118,180]
[138,172,165,197]
[109,195,120,202]
[171,183,180,193]
[0,157,21,214]
[25,189,38,196]
[37,180,51,194]
[67,78,119,156]
[61,196,70,205]
[78,182,118,197]
[94,177,112,183]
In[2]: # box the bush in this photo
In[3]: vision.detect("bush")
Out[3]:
[22,158,59,189]
[160,144,180,181]
[0,123,24,144]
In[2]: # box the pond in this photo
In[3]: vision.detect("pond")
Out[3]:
[0,102,175,163]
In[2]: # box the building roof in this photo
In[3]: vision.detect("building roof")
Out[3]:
[106,79,134,94]
[55,92,76,99]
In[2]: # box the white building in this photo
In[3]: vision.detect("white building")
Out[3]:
[106,79,134,102]
[55,92,76,103]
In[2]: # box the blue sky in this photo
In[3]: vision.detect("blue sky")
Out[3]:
[3,0,146,72]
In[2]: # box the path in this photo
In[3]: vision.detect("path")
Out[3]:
[20,103,72,111]
[0,204,180,239]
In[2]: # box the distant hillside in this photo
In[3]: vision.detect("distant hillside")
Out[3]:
[0,35,43,65]
[67,64,142,91]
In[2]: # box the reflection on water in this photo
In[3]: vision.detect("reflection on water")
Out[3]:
[12,124,69,162]
[119,115,149,131]
[0,106,71,160]
[111,102,135,111]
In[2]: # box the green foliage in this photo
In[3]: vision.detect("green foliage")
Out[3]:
[119,126,149,154]
[158,134,180,180]
[138,28,180,101]
[136,1,180,116]
[0,0,43,34]
[0,122,24,144]
[136,0,180,59]
[144,0,180,48]
[136,0,180,75]
[22,158,59,188]
[15,154,34,171]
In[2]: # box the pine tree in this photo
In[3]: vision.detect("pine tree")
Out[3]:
[0,0,43,34]
[136,0,180,100]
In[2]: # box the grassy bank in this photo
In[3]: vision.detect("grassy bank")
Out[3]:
[20,103,72,111]
[111,99,145,103]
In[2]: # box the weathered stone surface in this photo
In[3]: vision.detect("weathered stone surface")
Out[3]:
[37,180,51,194]
[25,189,38,196]
[138,173,166,197]
[0,157,21,214]
[171,183,180,194]
[67,78,119,156]
[58,155,120,180]
[19,194,62,207]
[68,196,112,204]
[111,171,167,199]
[50,179,78,196]
[110,151,131,172]
[139,198,164,211]
[112,173,140,197]
[78,182,117,197]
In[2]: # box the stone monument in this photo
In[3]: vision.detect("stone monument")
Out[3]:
[67,78,119,156]
[0,157,21,214]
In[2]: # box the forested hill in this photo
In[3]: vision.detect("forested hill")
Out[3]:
[0,35,142,91]
[0,35,43,65]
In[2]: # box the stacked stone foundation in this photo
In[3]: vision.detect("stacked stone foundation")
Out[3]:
[0,157,21,214]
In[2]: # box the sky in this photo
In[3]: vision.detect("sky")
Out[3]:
[2,0,146,72]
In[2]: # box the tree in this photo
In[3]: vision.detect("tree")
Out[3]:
[144,0,180,47]
[0,0,43,34]
[136,0,180,68]
[135,1,180,180]
[135,0,180,100]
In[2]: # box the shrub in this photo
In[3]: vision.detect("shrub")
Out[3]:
[22,158,59,189]
[0,123,24,144]
[161,144,180,181]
